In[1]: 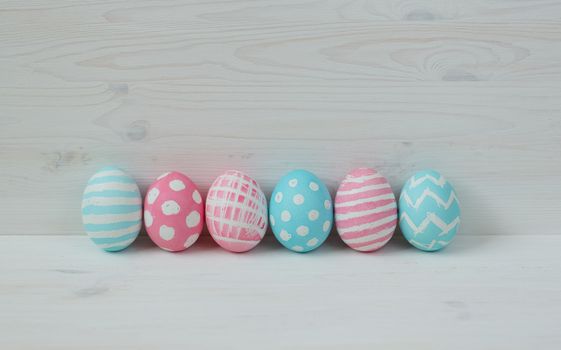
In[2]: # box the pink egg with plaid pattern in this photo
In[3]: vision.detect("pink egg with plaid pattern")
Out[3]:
[206,170,268,253]
[144,171,204,252]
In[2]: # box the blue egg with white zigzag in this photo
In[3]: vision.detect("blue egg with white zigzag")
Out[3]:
[399,170,460,252]
[82,167,142,252]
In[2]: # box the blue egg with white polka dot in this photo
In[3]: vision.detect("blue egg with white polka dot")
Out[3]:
[270,170,333,253]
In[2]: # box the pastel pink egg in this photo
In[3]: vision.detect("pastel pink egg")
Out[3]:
[206,170,268,253]
[335,168,397,252]
[144,171,204,252]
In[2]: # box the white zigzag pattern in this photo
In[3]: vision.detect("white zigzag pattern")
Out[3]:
[400,212,460,237]
[408,239,450,251]
[401,189,459,210]
[409,174,446,189]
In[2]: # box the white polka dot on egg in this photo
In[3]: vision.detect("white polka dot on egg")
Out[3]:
[275,192,283,203]
[270,214,276,227]
[324,200,331,210]
[323,220,331,233]
[292,245,304,252]
[184,234,199,248]
[280,229,291,241]
[288,179,298,187]
[309,182,319,191]
[144,210,153,227]
[296,226,309,236]
[293,194,305,205]
[308,210,319,221]
[159,225,175,241]
[162,200,180,215]
[281,210,291,222]
[169,179,186,191]
[186,211,200,228]
[307,238,319,247]
[147,188,160,205]
[192,190,202,204]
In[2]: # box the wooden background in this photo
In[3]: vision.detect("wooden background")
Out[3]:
[2,2,561,349]
[1,0,560,237]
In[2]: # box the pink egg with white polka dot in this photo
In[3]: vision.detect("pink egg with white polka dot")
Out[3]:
[144,171,204,252]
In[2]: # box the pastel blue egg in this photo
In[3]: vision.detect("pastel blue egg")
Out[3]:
[398,170,460,252]
[270,170,333,253]
[81,166,142,252]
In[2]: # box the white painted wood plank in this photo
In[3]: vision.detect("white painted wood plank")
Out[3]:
[2,1,561,26]
[0,0,560,236]
[0,234,560,349]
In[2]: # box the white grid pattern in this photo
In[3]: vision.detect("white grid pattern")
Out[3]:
[207,171,267,240]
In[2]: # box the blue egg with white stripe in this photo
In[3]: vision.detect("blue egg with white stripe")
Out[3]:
[82,167,142,252]
[399,170,461,252]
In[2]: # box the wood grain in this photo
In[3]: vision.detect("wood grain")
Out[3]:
[1,234,560,349]
[1,1,560,236]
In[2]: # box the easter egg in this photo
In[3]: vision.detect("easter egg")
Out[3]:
[143,171,204,252]
[270,170,333,253]
[335,168,397,252]
[206,170,268,252]
[399,170,461,252]
[81,167,142,252]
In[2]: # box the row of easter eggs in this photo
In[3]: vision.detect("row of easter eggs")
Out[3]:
[82,167,460,253]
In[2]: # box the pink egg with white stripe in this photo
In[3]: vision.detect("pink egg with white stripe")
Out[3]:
[206,170,268,253]
[335,168,397,252]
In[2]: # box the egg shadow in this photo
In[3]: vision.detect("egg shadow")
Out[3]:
[322,227,352,252]
[389,221,494,256]
[112,229,155,255]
